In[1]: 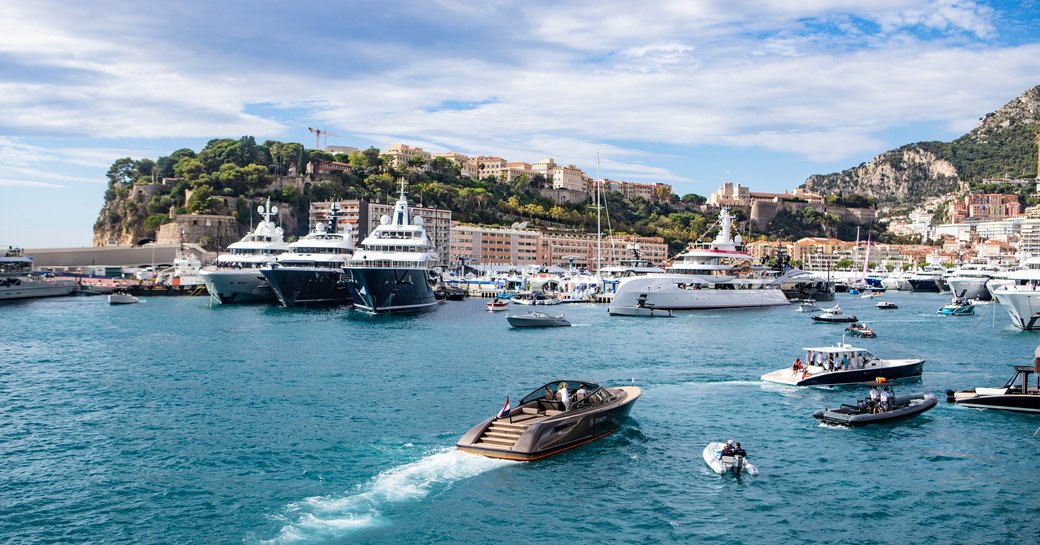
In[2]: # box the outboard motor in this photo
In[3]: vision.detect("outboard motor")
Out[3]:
[731,454,744,475]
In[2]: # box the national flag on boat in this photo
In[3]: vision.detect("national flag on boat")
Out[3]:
[496,396,510,418]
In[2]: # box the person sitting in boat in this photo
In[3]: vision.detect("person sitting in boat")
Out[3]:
[878,387,892,413]
[557,382,571,411]
[732,442,747,458]
[720,440,735,457]
[792,358,803,372]
[575,384,588,402]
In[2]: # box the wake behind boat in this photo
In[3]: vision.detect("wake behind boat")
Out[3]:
[761,344,924,386]
[457,381,640,461]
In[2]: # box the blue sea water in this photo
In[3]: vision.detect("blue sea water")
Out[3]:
[1,292,1039,545]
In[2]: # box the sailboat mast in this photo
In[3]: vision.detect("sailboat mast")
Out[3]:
[596,153,602,273]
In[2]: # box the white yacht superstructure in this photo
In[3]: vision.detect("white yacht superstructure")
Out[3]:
[200,198,290,304]
[608,209,789,312]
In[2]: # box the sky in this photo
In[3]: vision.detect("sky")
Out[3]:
[3,0,1040,248]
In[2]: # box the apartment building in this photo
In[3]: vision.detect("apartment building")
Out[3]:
[449,224,540,266]
[537,230,667,269]
[951,193,1021,223]
[384,144,433,171]
[434,152,478,178]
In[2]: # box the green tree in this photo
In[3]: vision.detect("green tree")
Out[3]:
[144,213,170,233]
[106,158,136,186]
[186,185,223,214]
[174,157,206,181]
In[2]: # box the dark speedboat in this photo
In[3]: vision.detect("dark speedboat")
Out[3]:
[812,305,858,323]
[456,380,640,461]
[814,392,937,426]
[761,344,924,386]
[946,365,1040,413]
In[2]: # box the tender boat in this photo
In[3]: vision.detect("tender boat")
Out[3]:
[946,365,1040,413]
[937,297,975,316]
[456,380,641,461]
[608,305,673,317]
[107,290,140,305]
[761,344,924,386]
[486,299,510,311]
[703,442,758,476]
[875,301,898,309]
[507,311,571,327]
[814,392,937,426]
[795,299,821,313]
[845,321,876,338]
[812,305,858,323]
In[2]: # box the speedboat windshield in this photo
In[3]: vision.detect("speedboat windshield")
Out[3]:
[519,381,602,404]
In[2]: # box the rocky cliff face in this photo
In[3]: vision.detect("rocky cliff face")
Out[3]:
[802,85,1040,202]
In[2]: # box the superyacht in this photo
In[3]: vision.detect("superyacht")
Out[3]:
[261,201,355,307]
[200,198,289,304]
[343,183,440,313]
[607,209,790,311]
[992,257,1040,329]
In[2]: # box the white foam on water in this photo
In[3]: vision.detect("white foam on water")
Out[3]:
[262,448,514,544]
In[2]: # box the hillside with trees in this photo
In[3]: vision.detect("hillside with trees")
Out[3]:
[93,137,715,253]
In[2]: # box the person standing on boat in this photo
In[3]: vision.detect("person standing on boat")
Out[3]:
[792,358,803,372]
[869,385,881,412]
[879,387,892,412]
[841,354,850,370]
[1035,344,1040,373]
[557,382,571,411]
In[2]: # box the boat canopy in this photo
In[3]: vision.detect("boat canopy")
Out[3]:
[802,345,872,356]
[519,381,603,405]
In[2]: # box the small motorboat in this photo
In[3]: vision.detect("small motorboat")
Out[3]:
[507,311,571,327]
[845,321,876,338]
[937,297,975,316]
[875,301,898,310]
[761,343,924,386]
[812,305,857,323]
[457,380,641,461]
[946,365,1040,413]
[486,299,509,311]
[795,299,821,313]
[108,291,140,305]
[608,305,673,317]
[848,288,861,295]
[703,442,758,476]
[814,392,937,426]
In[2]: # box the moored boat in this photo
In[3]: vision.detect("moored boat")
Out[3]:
[201,198,289,304]
[0,248,78,301]
[456,380,640,461]
[761,344,924,386]
[814,392,937,426]
[262,201,355,307]
[946,365,1040,413]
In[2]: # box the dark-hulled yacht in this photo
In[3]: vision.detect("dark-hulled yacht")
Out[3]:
[260,201,355,307]
[946,365,1040,413]
[343,183,440,313]
[456,380,640,461]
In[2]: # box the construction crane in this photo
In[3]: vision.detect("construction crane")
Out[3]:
[307,127,340,150]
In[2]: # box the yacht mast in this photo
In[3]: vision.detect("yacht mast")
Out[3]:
[596,153,602,273]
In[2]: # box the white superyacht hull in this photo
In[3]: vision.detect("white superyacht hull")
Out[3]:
[945,277,991,300]
[993,287,1040,330]
[608,275,789,311]
[200,269,275,304]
